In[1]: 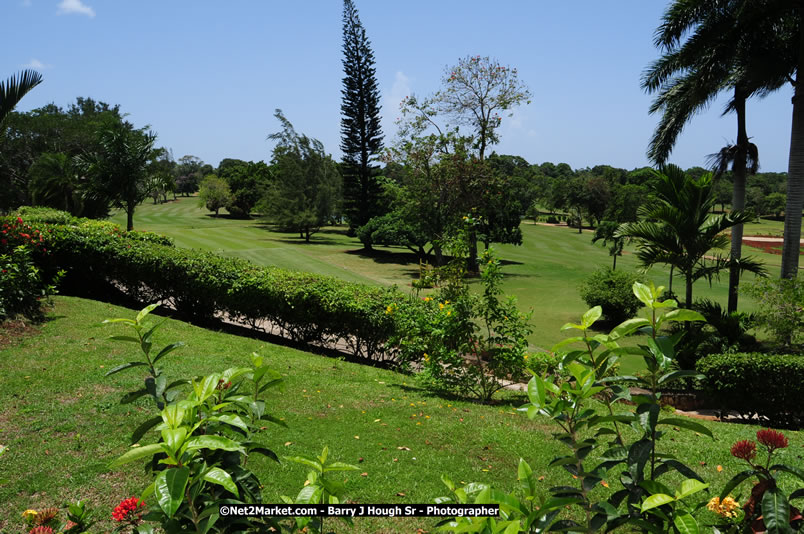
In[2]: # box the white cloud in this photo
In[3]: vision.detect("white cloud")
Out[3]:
[23,58,51,69]
[383,71,413,134]
[57,0,95,18]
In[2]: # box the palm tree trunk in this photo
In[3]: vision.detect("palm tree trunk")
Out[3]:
[782,8,804,280]
[728,91,747,312]
[126,202,135,231]
[685,274,693,309]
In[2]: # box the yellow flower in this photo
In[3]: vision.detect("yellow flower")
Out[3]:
[424,297,431,302]
[524,354,529,360]
[439,303,445,310]
[707,496,740,518]
[385,305,394,315]
[22,509,38,523]
[424,353,430,362]
[447,311,452,316]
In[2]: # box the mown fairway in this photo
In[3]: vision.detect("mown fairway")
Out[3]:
[108,198,785,360]
[2,296,798,533]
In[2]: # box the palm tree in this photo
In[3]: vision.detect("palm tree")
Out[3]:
[617,165,764,307]
[592,220,626,270]
[0,69,42,125]
[643,0,788,310]
[77,122,156,231]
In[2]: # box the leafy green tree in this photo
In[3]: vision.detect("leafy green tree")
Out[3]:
[261,110,340,242]
[176,155,206,196]
[0,97,125,210]
[618,165,764,307]
[766,191,787,217]
[340,0,384,235]
[0,69,42,125]
[76,122,157,231]
[28,152,80,213]
[218,160,271,218]
[198,174,231,217]
[435,56,531,271]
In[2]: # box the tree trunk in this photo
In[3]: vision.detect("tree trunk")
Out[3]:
[782,7,804,280]
[433,242,444,267]
[728,91,748,313]
[669,265,674,296]
[126,202,135,231]
[467,229,479,273]
[685,273,693,309]
[612,253,617,271]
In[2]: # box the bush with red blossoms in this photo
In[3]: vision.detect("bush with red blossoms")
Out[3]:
[720,428,804,533]
[730,439,757,462]
[757,427,789,451]
[112,496,145,524]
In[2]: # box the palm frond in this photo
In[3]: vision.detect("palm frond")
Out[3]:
[0,69,43,124]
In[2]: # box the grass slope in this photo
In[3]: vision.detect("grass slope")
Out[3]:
[2,297,801,532]
[110,199,773,354]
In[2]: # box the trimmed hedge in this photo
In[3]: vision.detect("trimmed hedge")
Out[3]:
[697,352,804,429]
[5,213,409,361]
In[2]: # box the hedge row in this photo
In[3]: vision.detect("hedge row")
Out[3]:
[6,214,410,361]
[697,352,804,429]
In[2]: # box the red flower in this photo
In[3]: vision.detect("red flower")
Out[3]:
[757,428,789,451]
[112,496,145,523]
[28,527,53,534]
[17,217,23,224]
[731,440,757,461]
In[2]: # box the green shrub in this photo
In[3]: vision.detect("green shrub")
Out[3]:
[744,277,803,348]
[578,267,644,323]
[697,352,804,428]
[13,206,77,225]
[0,245,60,322]
[7,215,407,361]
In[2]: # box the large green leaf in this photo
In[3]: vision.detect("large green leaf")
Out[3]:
[110,443,164,467]
[581,306,602,328]
[719,469,760,499]
[185,435,243,453]
[104,361,149,377]
[675,479,708,500]
[153,342,185,364]
[130,416,163,445]
[657,417,713,438]
[761,487,791,534]
[136,303,160,324]
[202,467,239,497]
[641,493,675,512]
[673,511,699,534]
[154,466,189,518]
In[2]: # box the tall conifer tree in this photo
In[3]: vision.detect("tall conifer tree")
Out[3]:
[340,0,384,238]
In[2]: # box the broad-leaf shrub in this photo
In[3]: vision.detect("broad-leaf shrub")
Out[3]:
[697,352,804,428]
[578,267,644,323]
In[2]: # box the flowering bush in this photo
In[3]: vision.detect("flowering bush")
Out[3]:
[716,428,804,533]
[0,216,61,322]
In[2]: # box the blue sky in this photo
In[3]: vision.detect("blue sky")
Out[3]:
[3,0,794,172]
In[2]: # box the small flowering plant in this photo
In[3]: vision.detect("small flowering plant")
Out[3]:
[112,497,146,532]
[718,428,804,532]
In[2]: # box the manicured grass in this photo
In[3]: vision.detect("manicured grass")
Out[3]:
[2,297,803,532]
[110,199,772,373]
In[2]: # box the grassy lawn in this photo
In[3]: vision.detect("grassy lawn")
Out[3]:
[2,297,802,533]
[109,199,781,372]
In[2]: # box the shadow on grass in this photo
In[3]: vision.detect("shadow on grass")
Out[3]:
[388,381,529,409]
